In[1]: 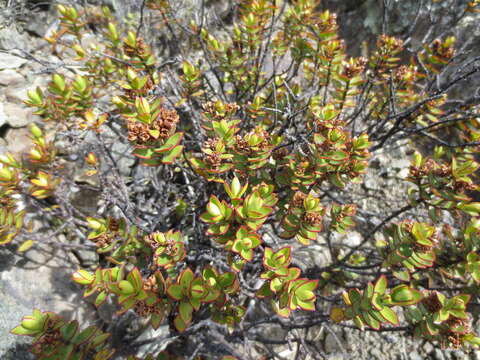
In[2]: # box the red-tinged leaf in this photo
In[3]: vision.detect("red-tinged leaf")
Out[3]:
[271,300,291,318]
[162,145,183,164]
[179,268,194,289]
[297,298,316,311]
[150,313,163,330]
[71,326,97,346]
[118,297,137,314]
[179,301,193,323]
[155,132,184,153]
[207,223,230,236]
[374,275,387,295]
[240,248,253,261]
[379,307,399,325]
[132,147,155,159]
[60,321,79,341]
[174,314,188,332]
[167,284,184,300]
[95,291,108,307]
[10,326,39,336]
[128,268,144,291]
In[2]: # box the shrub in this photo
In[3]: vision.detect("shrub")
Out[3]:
[3,0,480,358]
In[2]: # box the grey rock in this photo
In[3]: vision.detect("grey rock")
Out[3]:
[333,230,363,247]
[0,102,6,128]
[0,70,25,87]
[5,86,27,104]
[134,325,170,357]
[370,348,385,359]
[422,341,434,354]
[293,242,331,270]
[0,28,30,52]
[212,0,232,20]
[70,188,101,215]
[3,103,31,128]
[111,141,135,177]
[433,348,445,360]
[409,351,423,360]
[4,127,32,156]
[0,53,27,70]
[0,241,92,359]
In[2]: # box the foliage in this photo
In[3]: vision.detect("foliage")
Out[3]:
[3,0,480,358]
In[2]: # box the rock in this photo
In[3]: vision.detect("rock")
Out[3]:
[0,241,94,359]
[3,103,31,128]
[324,331,344,354]
[111,140,135,177]
[4,127,32,156]
[70,188,101,215]
[422,341,434,354]
[409,351,423,360]
[0,53,27,70]
[0,285,35,360]
[133,325,171,357]
[292,242,332,270]
[333,230,363,247]
[5,86,27,104]
[0,102,6,128]
[433,348,445,360]
[80,34,99,50]
[0,70,25,87]
[0,29,31,52]
[212,0,232,20]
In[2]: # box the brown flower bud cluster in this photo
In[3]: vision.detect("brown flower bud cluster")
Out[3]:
[291,191,307,208]
[316,12,337,33]
[32,327,61,355]
[202,101,239,120]
[134,300,164,317]
[127,106,179,145]
[377,35,404,54]
[432,39,455,60]
[443,316,471,348]
[421,291,443,313]
[143,275,159,293]
[202,138,223,170]
[343,57,367,78]
[124,37,149,58]
[302,211,323,226]
[394,65,417,84]
[91,233,114,248]
[125,76,155,98]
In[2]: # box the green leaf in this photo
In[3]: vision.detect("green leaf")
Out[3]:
[179,301,193,323]
[10,326,39,336]
[71,326,97,345]
[374,275,387,295]
[174,314,188,332]
[133,147,155,160]
[60,321,78,341]
[179,268,194,289]
[91,332,110,347]
[379,307,399,325]
[162,145,183,164]
[156,132,184,153]
[95,291,108,307]
[118,280,135,295]
[167,284,184,300]
[17,240,35,252]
